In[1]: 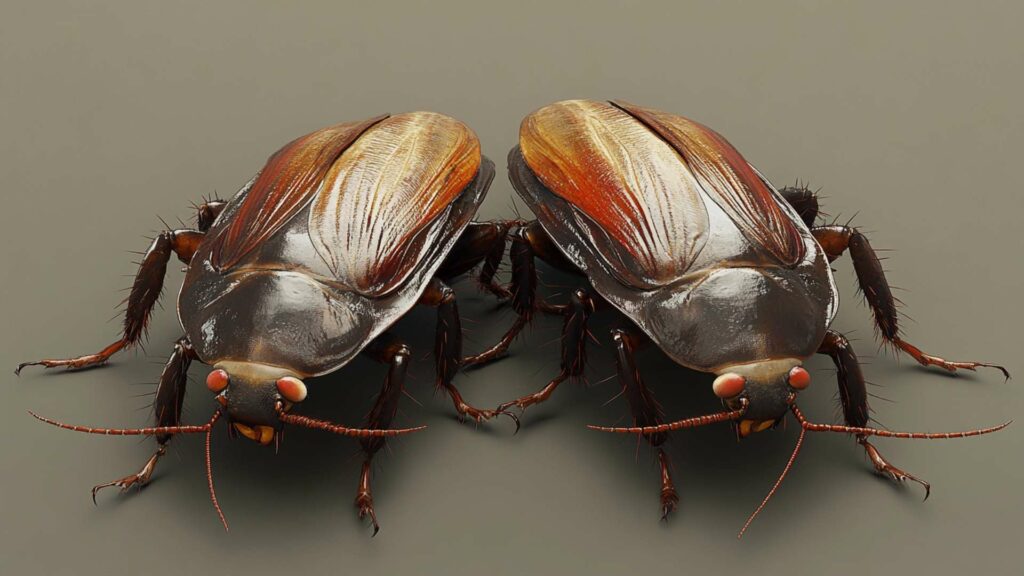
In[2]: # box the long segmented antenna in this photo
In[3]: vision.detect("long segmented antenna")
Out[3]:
[736,404,1009,539]
[29,411,214,436]
[790,405,1010,438]
[738,425,805,539]
[279,412,427,437]
[587,398,748,434]
[204,411,228,531]
[31,408,230,530]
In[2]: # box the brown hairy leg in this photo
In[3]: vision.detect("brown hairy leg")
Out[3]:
[812,225,1008,379]
[438,219,530,368]
[419,278,507,423]
[357,334,413,535]
[609,327,679,519]
[439,219,523,299]
[778,182,821,228]
[495,287,595,415]
[91,336,196,501]
[818,329,930,497]
[16,199,224,374]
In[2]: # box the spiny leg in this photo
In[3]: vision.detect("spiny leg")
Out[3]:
[16,228,205,374]
[496,287,594,415]
[812,225,1008,379]
[357,335,412,535]
[818,329,930,497]
[420,278,500,423]
[610,327,679,519]
[438,220,529,368]
[465,220,577,368]
[462,224,541,367]
[92,336,195,501]
[439,220,523,300]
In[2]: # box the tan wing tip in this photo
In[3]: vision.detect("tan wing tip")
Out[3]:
[387,110,481,165]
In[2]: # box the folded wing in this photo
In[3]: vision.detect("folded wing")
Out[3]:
[519,99,709,288]
[309,112,481,296]
[612,100,804,266]
[211,115,387,270]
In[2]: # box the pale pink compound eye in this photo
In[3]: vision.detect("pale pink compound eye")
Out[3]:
[712,373,746,398]
[276,376,307,403]
[206,369,229,393]
[789,366,811,390]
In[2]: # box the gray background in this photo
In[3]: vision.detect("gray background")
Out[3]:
[2,1,1021,574]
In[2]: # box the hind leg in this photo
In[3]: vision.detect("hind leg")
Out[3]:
[811,225,1007,378]
[467,221,582,372]
[438,220,531,368]
[439,220,523,300]
[495,287,595,416]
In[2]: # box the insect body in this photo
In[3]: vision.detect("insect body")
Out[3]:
[496,99,1009,535]
[19,112,517,532]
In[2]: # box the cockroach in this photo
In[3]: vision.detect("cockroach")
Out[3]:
[17,111,519,533]
[494,99,1010,537]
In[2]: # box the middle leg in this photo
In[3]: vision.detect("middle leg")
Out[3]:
[16,196,224,374]
[495,287,595,415]
[438,220,523,300]
[419,278,503,423]
[812,224,1007,379]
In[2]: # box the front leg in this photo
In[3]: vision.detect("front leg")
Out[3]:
[419,278,502,423]
[609,327,678,519]
[812,225,1008,379]
[91,336,195,502]
[818,330,930,497]
[356,334,412,535]
[16,229,205,374]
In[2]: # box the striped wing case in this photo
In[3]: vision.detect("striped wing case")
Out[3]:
[519,100,709,288]
[611,100,805,266]
[211,114,388,270]
[307,112,481,296]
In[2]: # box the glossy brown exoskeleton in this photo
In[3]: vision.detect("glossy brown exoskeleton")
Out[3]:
[494,99,1009,536]
[18,112,518,533]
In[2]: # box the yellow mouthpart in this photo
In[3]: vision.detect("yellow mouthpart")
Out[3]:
[738,419,777,438]
[233,422,275,445]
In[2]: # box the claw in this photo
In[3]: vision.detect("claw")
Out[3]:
[356,495,379,536]
[879,465,931,501]
[90,449,162,504]
[495,408,521,434]
[453,401,520,431]
[660,490,678,521]
[859,437,931,500]
[91,475,148,504]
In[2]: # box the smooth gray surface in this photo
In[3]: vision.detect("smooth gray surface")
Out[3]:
[2,2,1021,575]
